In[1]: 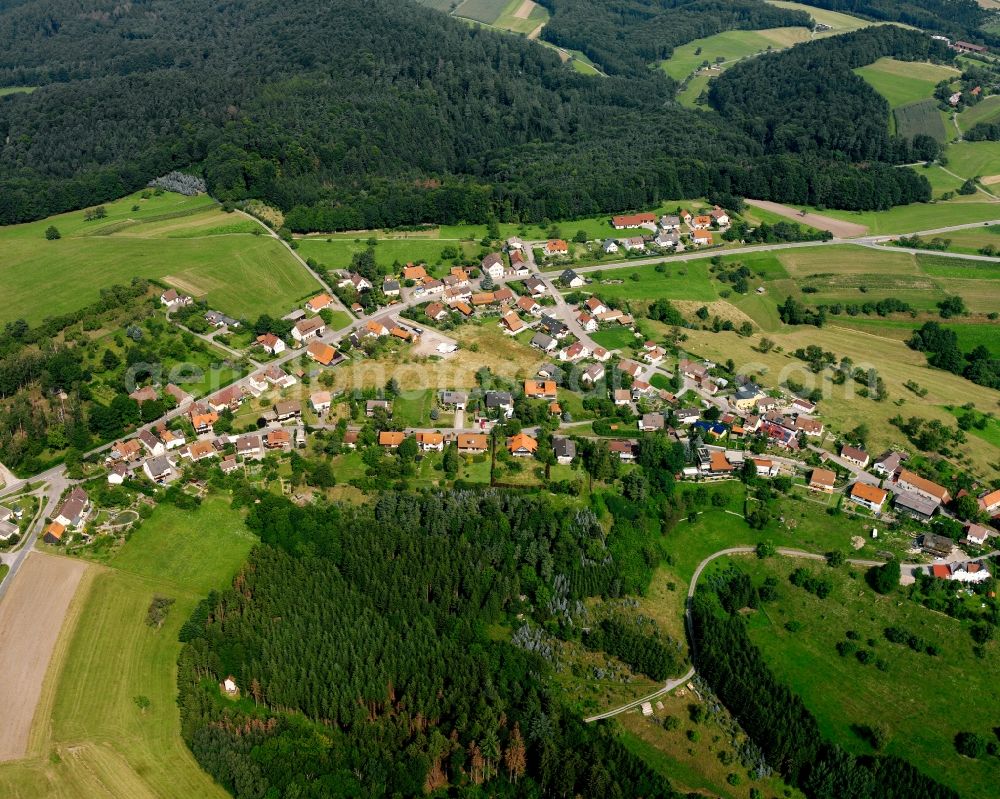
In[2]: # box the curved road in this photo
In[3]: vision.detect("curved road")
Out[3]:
[582,543,981,724]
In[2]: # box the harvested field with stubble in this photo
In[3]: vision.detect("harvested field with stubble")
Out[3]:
[743,200,868,237]
[0,553,88,761]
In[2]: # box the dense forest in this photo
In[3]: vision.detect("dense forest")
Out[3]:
[691,568,959,799]
[0,0,946,229]
[177,490,683,797]
[797,0,992,45]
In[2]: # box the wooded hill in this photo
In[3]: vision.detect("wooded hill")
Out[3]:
[0,0,954,229]
[177,489,683,797]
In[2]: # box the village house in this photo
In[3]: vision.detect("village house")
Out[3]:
[366,399,392,417]
[871,450,905,477]
[673,407,701,425]
[978,488,1000,515]
[618,360,642,379]
[159,427,185,451]
[539,315,569,339]
[237,435,263,460]
[403,264,428,282]
[753,458,780,478]
[365,319,390,338]
[690,214,712,230]
[581,363,605,385]
[485,391,514,418]
[378,431,405,449]
[612,212,656,230]
[493,286,514,305]
[641,344,665,364]
[190,408,219,434]
[679,359,708,380]
[182,439,217,462]
[609,439,638,462]
[138,429,166,457]
[457,433,489,455]
[621,236,645,252]
[592,346,611,362]
[517,296,541,315]
[964,522,992,547]
[613,389,632,407]
[789,397,816,415]
[849,482,887,513]
[840,445,869,468]
[603,239,619,254]
[205,311,239,328]
[424,302,448,321]
[54,487,90,528]
[481,253,506,280]
[256,332,286,355]
[525,276,547,296]
[730,383,765,411]
[576,312,598,332]
[559,342,590,362]
[220,456,240,475]
[273,400,301,421]
[553,436,576,465]
[310,391,332,414]
[292,316,326,343]
[710,206,730,228]
[500,311,524,334]
[129,385,158,404]
[537,363,561,380]
[808,468,836,493]
[390,326,416,343]
[416,431,445,452]
[43,521,66,544]
[919,532,954,558]
[544,239,569,257]
[524,380,558,400]
[209,385,246,414]
[111,439,143,462]
[307,340,337,366]
[160,288,192,309]
[896,469,951,505]
[583,296,607,315]
[506,236,524,252]
[639,413,665,432]
[306,293,333,313]
[382,278,400,297]
[560,269,585,288]
[165,383,193,407]
[691,230,713,247]
[795,417,824,437]
[439,390,468,410]
[265,429,292,451]
[655,230,681,249]
[507,432,538,457]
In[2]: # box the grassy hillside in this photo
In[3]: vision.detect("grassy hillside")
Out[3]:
[0,191,321,326]
[0,496,255,798]
[741,556,999,799]
[854,57,958,108]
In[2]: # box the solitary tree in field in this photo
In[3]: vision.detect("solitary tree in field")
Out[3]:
[45,225,60,240]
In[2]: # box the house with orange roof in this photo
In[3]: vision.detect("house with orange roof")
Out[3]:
[415,431,445,451]
[425,302,447,321]
[978,488,1000,515]
[507,432,538,457]
[452,301,474,317]
[403,264,428,281]
[849,482,887,512]
[390,327,415,341]
[524,380,557,400]
[190,408,219,434]
[809,468,836,493]
[501,311,524,334]
[544,239,569,256]
[691,229,713,246]
[256,332,286,355]
[265,429,292,450]
[44,521,66,544]
[379,431,406,449]
[457,433,489,454]
[307,340,337,366]
[611,212,656,230]
[306,293,333,313]
[365,320,390,338]
[897,469,951,504]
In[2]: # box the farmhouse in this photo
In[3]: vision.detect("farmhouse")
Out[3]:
[165,383,193,406]
[953,40,987,54]
[611,212,656,229]
[808,468,835,493]
[44,522,66,544]
[848,482,887,513]
[293,317,326,343]
[840,445,869,468]
[160,289,192,309]
[710,206,730,227]
[894,490,939,522]
[896,469,951,505]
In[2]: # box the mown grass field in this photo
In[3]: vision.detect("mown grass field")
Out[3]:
[854,58,957,108]
[741,556,999,799]
[928,222,1000,254]
[296,235,481,277]
[660,28,809,82]
[957,94,1000,131]
[0,496,255,799]
[764,0,875,34]
[944,140,1000,181]
[590,327,640,350]
[835,315,1000,358]
[801,199,1000,235]
[0,191,321,325]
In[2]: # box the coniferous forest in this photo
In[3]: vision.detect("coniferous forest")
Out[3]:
[0,0,955,229]
[177,489,682,797]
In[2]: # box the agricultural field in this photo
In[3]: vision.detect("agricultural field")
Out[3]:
[741,556,999,799]
[764,0,876,35]
[799,198,1000,234]
[854,58,957,109]
[957,94,1000,130]
[446,0,548,35]
[586,264,718,304]
[943,139,1000,182]
[0,497,254,799]
[835,316,1000,358]
[893,98,948,142]
[0,191,322,326]
[659,27,810,82]
[296,234,482,278]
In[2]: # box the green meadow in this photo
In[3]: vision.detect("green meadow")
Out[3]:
[0,191,321,326]
[854,58,957,108]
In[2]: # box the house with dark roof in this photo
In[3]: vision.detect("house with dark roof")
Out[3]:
[553,437,576,465]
